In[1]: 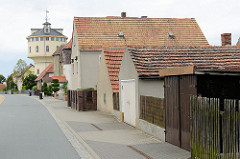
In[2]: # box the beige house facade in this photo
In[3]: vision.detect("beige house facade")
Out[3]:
[26,20,67,76]
[97,48,125,114]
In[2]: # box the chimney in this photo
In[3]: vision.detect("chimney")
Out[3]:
[121,12,126,18]
[221,33,231,46]
[141,16,148,18]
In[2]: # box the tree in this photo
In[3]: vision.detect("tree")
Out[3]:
[6,75,16,90]
[22,74,37,90]
[51,79,60,92]
[13,59,27,82]
[0,74,6,84]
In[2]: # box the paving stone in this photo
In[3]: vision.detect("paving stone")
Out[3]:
[86,140,145,159]
[67,121,99,132]
[95,122,133,131]
[133,143,191,159]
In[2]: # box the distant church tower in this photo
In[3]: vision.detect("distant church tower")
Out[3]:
[26,10,68,75]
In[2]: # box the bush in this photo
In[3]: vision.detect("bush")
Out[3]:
[62,82,68,94]
[32,85,37,91]
[76,88,94,91]
[41,82,48,95]
[22,86,27,90]
[47,85,53,96]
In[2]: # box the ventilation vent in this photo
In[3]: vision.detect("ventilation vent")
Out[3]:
[168,32,175,39]
[118,32,124,37]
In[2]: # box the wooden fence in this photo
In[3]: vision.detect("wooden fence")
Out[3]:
[191,96,240,158]
[140,95,165,128]
[67,90,97,111]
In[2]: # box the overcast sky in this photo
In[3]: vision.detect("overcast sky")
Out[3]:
[0,0,240,78]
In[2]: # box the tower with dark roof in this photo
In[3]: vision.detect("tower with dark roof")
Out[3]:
[26,15,68,75]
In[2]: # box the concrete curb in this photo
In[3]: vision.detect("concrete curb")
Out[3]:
[0,95,5,105]
[27,95,101,159]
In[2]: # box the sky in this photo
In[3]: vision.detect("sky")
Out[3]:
[0,0,240,78]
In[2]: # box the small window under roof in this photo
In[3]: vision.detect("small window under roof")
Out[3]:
[168,32,175,39]
[118,32,124,37]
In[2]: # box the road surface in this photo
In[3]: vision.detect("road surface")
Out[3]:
[0,95,81,159]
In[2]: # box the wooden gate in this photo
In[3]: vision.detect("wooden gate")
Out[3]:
[165,75,197,151]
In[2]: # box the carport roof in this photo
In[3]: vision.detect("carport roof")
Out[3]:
[128,46,240,78]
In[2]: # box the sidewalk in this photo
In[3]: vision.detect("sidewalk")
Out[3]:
[0,95,5,104]
[33,95,191,159]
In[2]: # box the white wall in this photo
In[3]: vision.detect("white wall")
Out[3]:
[63,64,72,90]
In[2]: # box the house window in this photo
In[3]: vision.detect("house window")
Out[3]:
[35,37,39,41]
[104,93,106,104]
[51,37,54,41]
[32,38,34,41]
[77,61,78,73]
[36,46,39,52]
[37,69,39,74]
[49,73,54,77]
[46,37,49,41]
[46,46,49,52]
[72,63,74,74]
[99,55,101,64]
[40,37,44,41]
[56,46,59,50]
[56,37,59,41]
[29,47,31,53]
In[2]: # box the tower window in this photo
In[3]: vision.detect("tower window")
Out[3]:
[29,47,31,53]
[36,46,39,52]
[37,69,39,74]
[51,37,54,41]
[46,28,48,33]
[35,37,39,41]
[40,37,44,41]
[46,37,49,41]
[46,46,49,52]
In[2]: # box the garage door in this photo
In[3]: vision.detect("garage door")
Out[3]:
[121,80,136,127]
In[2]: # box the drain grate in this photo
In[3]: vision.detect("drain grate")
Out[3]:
[127,145,153,159]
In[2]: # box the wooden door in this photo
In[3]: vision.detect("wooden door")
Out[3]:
[179,75,197,150]
[165,75,197,151]
[165,76,180,147]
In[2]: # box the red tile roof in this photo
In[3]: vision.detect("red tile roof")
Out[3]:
[52,76,67,83]
[74,17,209,50]
[128,46,240,78]
[104,47,125,92]
[64,38,72,49]
[0,84,6,90]
[35,63,54,81]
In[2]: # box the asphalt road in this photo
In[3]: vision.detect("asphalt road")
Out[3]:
[0,95,81,159]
